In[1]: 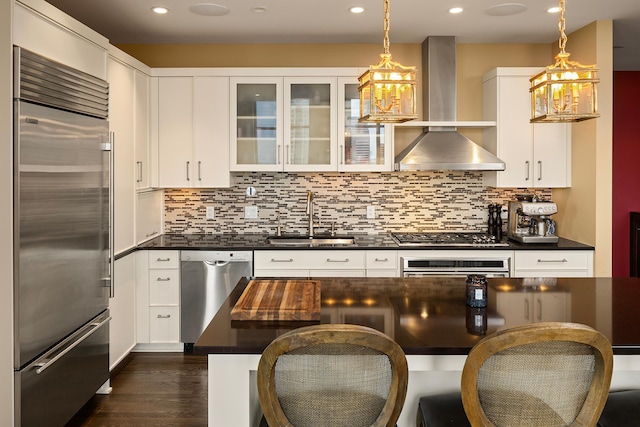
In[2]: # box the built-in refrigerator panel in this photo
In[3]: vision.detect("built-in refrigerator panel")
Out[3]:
[14,100,110,368]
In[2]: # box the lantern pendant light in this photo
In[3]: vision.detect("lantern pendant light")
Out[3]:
[358,0,417,123]
[530,0,599,123]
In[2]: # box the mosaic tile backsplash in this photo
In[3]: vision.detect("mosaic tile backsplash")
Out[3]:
[164,172,551,235]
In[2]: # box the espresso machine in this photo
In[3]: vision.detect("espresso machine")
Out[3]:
[507,200,559,243]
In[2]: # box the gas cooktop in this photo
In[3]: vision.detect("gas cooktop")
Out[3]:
[391,232,509,247]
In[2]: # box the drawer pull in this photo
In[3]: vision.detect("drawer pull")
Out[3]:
[271,258,294,263]
[327,258,349,263]
[146,231,158,237]
[156,257,171,262]
[374,258,389,262]
[157,314,171,319]
[537,259,568,263]
[156,277,171,281]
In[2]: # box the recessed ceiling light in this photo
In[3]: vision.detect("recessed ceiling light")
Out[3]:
[485,3,527,17]
[251,6,268,14]
[547,6,560,13]
[189,4,231,16]
[350,6,365,14]
[152,6,169,14]
[449,7,463,14]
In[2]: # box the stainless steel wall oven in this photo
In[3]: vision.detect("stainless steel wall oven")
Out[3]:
[401,257,510,277]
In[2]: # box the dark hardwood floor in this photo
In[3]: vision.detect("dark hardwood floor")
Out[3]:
[66,353,208,426]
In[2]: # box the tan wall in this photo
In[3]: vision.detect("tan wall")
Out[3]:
[552,21,613,276]
[1,0,14,424]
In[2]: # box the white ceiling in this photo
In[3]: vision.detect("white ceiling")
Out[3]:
[45,0,640,70]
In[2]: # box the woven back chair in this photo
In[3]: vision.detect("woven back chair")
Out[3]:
[257,324,408,427]
[461,322,613,427]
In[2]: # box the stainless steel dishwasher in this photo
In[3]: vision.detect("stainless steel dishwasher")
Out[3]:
[180,251,253,348]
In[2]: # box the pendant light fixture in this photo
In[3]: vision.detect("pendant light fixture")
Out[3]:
[530,0,599,123]
[358,0,417,123]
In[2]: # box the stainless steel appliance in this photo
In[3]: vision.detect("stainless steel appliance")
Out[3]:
[401,257,510,277]
[180,251,253,347]
[13,47,111,426]
[391,232,509,247]
[507,200,559,243]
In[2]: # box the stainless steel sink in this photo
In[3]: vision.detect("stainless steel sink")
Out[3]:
[266,235,356,246]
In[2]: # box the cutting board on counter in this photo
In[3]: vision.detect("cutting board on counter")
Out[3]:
[231,279,321,321]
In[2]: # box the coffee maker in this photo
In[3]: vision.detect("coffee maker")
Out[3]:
[507,200,559,243]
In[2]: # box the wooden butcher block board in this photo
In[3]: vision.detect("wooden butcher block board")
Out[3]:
[231,279,321,321]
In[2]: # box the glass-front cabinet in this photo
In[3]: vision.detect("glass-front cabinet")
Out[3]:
[230,77,283,172]
[230,72,392,172]
[338,77,392,172]
[231,77,337,172]
[284,77,336,172]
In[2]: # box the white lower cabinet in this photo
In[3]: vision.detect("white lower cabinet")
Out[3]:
[254,250,366,277]
[366,250,399,277]
[513,250,593,277]
[110,253,136,369]
[136,250,181,347]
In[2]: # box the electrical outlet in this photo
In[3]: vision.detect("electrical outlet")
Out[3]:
[245,205,258,219]
[205,206,215,220]
[366,206,376,219]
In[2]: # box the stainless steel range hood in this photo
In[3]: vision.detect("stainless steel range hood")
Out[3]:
[394,36,505,171]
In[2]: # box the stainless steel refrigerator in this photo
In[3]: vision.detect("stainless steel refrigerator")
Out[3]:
[13,47,112,426]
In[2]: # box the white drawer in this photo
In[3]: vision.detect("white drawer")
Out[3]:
[149,307,180,343]
[365,250,398,270]
[514,250,592,270]
[148,250,180,269]
[149,270,180,305]
[255,250,366,270]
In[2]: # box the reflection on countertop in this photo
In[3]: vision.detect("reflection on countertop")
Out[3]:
[195,276,640,356]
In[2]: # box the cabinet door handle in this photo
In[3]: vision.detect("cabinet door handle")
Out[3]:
[156,257,172,262]
[537,259,568,263]
[538,160,542,181]
[271,258,294,263]
[198,161,202,181]
[157,314,171,319]
[524,298,530,320]
[136,161,143,182]
[286,144,290,165]
[327,258,349,263]
[340,144,344,165]
[525,161,530,181]
[186,161,190,181]
[277,144,281,165]
[537,299,542,321]
[156,277,171,282]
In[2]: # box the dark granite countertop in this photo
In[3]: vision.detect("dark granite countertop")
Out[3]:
[194,276,640,356]
[137,233,593,251]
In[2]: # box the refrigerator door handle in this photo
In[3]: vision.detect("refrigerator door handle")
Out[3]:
[34,315,111,375]
[103,132,114,298]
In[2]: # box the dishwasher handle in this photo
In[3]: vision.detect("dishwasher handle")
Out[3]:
[204,260,230,267]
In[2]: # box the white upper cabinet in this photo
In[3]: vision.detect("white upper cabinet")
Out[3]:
[155,76,231,188]
[337,77,393,172]
[482,67,571,188]
[134,70,151,190]
[230,77,283,172]
[284,77,337,172]
[231,76,338,172]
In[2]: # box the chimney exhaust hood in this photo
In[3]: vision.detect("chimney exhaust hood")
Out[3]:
[394,36,505,171]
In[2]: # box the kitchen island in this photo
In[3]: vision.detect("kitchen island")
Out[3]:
[195,276,640,427]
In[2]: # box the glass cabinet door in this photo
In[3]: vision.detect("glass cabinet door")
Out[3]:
[338,77,392,171]
[284,77,336,171]
[230,77,283,171]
